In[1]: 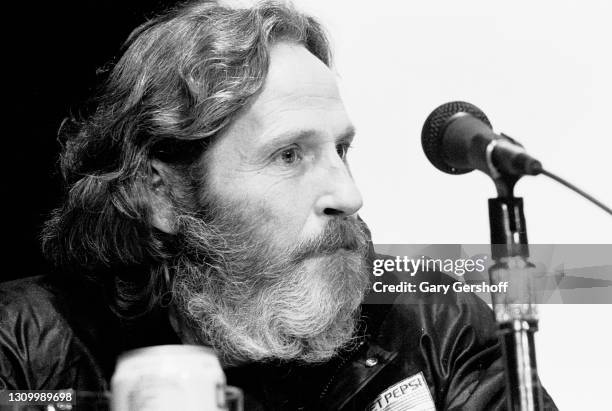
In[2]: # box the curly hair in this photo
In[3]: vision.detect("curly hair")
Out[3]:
[41,0,332,318]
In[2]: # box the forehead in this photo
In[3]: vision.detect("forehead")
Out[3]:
[251,42,344,122]
[208,42,352,160]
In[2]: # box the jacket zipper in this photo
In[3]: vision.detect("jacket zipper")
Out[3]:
[319,340,366,401]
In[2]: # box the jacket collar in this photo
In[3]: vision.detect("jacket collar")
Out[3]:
[317,292,400,410]
[319,340,398,410]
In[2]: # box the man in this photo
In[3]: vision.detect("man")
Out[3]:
[0,1,556,409]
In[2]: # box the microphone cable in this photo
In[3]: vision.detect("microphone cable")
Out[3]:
[539,168,612,216]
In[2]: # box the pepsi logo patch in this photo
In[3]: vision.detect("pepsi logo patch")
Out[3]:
[367,372,436,411]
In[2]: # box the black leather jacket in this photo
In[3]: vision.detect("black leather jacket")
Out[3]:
[0,260,557,410]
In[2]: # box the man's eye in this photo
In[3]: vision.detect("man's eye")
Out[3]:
[276,147,301,165]
[336,143,351,159]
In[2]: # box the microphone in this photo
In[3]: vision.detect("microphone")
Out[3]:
[421,101,542,177]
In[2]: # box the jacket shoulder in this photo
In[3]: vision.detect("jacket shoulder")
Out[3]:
[0,276,106,390]
[0,276,72,349]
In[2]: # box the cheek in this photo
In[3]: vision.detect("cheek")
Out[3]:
[251,179,318,240]
[260,188,310,234]
[205,157,320,242]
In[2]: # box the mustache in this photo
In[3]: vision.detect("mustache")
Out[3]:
[289,217,370,264]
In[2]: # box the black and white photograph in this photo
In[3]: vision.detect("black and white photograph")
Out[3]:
[2,0,611,410]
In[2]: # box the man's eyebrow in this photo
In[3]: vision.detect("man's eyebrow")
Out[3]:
[336,126,356,143]
[259,126,357,153]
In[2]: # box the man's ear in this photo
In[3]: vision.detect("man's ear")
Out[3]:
[148,160,177,234]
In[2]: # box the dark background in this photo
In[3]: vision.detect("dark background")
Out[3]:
[7,1,179,281]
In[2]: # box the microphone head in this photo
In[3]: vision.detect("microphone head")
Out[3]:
[421,101,492,174]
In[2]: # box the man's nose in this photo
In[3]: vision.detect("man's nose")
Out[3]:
[314,157,363,217]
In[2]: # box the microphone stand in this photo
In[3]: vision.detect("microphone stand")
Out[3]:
[488,172,544,411]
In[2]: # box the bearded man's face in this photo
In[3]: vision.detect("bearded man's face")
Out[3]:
[169,41,369,365]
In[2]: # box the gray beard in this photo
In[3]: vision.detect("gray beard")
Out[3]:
[168,200,371,365]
